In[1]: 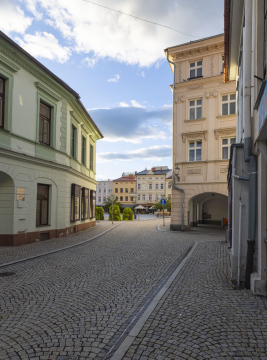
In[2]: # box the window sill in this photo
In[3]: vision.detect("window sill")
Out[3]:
[184,118,206,122]
[36,224,51,228]
[217,114,236,119]
[187,76,203,81]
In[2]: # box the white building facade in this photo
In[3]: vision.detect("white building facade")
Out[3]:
[96,180,113,207]
[0,31,103,246]
[225,0,267,295]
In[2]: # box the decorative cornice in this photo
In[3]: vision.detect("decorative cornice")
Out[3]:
[214,127,236,139]
[175,96,185,103]
[182,130,208,142]
[171,41,224,60]
[0,53,20,72]
[35,82,61,101]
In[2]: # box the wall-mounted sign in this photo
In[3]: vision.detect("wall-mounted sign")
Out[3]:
[16,188,25,201]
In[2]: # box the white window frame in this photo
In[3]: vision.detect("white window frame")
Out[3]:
[142,194,145,201]
[221,137,235,159]
[189,140,202,162]
[137,194,141,200]
[149,194,152,202]
[160,183,164,190]
[149,183,152,190]
[138,183,141,190]
[221,94,236,116]
[155,183,159,190]
[189,60,203,78]
[189,98,202,120]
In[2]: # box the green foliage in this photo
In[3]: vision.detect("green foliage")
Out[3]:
[104,196,122,212]
[153,196,171,212]
[95,207,104,220]
[122,207,133,220]
[109,204,122,221]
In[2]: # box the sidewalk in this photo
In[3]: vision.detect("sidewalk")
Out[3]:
[122,239,267,360]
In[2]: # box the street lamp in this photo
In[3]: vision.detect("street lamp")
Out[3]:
[129,193,137,219]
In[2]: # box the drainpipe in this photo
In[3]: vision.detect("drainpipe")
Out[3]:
[242,0,257,289]
[166,49,185,231]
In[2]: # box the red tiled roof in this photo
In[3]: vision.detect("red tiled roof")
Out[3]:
[113,176,136,182]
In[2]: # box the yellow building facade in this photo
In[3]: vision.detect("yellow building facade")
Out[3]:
[165,34,236,230]
[113,174,136,209]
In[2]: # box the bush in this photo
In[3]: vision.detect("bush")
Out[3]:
[109,204,121,221]
[96,207,104,220]
[122,207,133,220]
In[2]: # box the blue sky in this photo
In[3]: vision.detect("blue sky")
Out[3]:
[0,0,224,180]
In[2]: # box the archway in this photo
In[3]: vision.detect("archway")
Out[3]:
[188,192,228,227]
[0,171,15,241]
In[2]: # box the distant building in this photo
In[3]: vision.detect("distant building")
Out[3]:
[0,31,103,246]
[165,171,172,199]
[113,174,136,209]
[135,166,171,210]
[96,180,113,207]
[165,34,236,230]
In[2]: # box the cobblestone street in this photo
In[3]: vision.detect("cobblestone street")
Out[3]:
[0,220,267,360]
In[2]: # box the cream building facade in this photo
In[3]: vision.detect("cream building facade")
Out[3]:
[0,31,103,246]
[96,180,113,207]
[165,34,236,230]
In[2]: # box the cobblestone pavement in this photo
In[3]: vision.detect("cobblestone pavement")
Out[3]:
[0,219,202,360]
[1,221,266,360]
[123,240,267,360]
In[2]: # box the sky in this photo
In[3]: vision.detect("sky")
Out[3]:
[0,0,224,180]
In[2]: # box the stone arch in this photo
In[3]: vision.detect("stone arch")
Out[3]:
[0,171,15,242]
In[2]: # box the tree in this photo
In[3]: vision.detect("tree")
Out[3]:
[96,207,104,220]
[153,196,171,212]
[109,204,121,221]
[103,196,122,212]
[122,207,133,220]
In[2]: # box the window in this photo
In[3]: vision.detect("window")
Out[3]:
[138,184,141,190]
[71,125,77,158]
[168,183,172,189]
[90,144,94,170]
[155,184,159,190]
[161,183,164,189]
[189,99,202,120]
[103,197,106,202]
[222,94,236,115]
[120,196,123,201]
[221,55,225,73]
[161,195,164,199]
[90,190,96,218]
[142,195,145,201]
[155,195,158,201]
[149,183,152,190]
[130,188,134,193]
[138,194,141,200]
[36,184,49,226]
[222,137,235,159]
[189,60,202,78]
[98,197,101,202]
[71,184,81,221]
[104,189,106,193]
[189,140,202,161]
[130,197,133,201]
[39,102,51,145]
[149,194,152,201]
[0,77,5,128]
[115,188,118,193]
[125,196,128,201]
[120,188,123,193]
[99,188,101,193]
[81,187,89,220]
[82,136,86,165]
[125,188,128,193]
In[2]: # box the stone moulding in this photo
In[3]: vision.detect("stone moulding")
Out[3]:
[214,127,236,139]
[182,130,208,142]
[187,168,202,174]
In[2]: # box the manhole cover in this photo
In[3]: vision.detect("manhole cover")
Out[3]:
[57,356,79,360]
[0,272,16,277]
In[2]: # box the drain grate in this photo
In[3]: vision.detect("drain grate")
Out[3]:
[57,356,79,360]
[0,272,16,277]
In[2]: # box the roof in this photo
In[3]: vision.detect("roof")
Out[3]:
[164,33,224,52]
[136,168,172,176]
[166,175,172,179]
[0,31,103,139]
[113,176,136,182]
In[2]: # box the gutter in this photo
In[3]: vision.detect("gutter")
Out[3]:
[166,49,185,231]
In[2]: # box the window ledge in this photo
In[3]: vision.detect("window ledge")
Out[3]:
[184,118,206,123]
[217,114,236,119]
[36,224,51,228]
[187,76,203,81]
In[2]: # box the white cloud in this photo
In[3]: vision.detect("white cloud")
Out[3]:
[82,56,99,68]
[0,0,33,34]
[107,74,120,83]
[97,145,172,163]
[15,31,71,63]
[119,101,130,107]
[130,100,145,108]
[16,0,224,67]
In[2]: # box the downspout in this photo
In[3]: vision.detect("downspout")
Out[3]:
[242,0,257,289]
[166,49,185,230]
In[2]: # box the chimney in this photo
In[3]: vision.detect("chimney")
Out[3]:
[135,171,137,174]
[129,174,134,179]
[152,167,155,172]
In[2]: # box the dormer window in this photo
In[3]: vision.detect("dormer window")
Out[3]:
[189,61,202,78]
